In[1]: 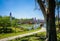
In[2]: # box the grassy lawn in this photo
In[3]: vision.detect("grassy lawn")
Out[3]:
[7,23,60,41]
[19,24,39,29]
[9,31,60,41]
[9,32,46,41]
[0,27,41,39]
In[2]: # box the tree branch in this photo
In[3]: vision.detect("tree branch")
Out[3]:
[37,0,46,18]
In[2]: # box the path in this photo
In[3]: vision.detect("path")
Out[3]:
[0,28,46,41]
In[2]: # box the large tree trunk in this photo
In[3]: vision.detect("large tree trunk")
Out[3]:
[37,0,49,40]
[48,0,57,41]
[37,0,57,41]
[46,14,49,38]
[37,1,49,41]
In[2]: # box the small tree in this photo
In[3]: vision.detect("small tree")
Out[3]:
[0,16,12,33]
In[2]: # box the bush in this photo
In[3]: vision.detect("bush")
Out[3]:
[0,27,13,33]
[57,33,60,41]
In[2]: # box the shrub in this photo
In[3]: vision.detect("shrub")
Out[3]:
[0,27,13,33]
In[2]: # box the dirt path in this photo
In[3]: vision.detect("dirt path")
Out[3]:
[0,28,46,41]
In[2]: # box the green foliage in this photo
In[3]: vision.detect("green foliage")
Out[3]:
[0,16,18,27]
[0,28,41,39]
[0,16,11,27]
[57,33,60,41]
[0,16,18,33]
[11,19,19,27]
[0,27,13,33]
[55,16,58,21]
[56,1,60,6]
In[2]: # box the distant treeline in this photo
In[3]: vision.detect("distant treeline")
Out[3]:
[0,16,41,27]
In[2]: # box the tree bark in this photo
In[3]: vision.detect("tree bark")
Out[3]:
[37,0,46,18]
[48,0,57,41]
[37,0,49,39]
[37,0,57,41]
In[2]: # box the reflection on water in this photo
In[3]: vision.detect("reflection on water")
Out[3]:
[43,23,46,27]
[25,24,39,30]
[19,23,46,30]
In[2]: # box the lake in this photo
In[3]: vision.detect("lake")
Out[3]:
[19,23,46,30]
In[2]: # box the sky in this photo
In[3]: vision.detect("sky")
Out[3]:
[0,0,44,20]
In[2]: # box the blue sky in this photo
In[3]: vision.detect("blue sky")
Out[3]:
[0,0,44,19]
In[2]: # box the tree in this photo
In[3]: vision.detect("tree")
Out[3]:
[0,16,12,33]
[11,19,18,27]
[37,0,49,39]
[0,16,2,18]
[0,16,11,27]
[37,0,57,41]
[55,15,58,21]
[48,0,57,41]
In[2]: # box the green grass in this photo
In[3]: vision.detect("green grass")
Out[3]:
[9,32,60,41]
[57,33,60,41]
[0,24,41,39]
[8,24,60,41]
[0,28,41,39]
[19,24,34,28]
[9,32,46,41]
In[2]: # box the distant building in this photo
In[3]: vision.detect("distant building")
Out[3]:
[10,12,12,22]
[32,18,37,23]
